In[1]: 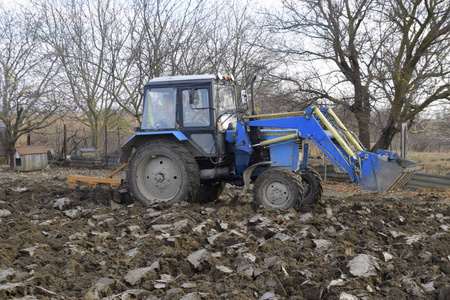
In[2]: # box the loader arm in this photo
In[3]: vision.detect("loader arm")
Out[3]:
[243,106,421,192]
[246,109,360,182]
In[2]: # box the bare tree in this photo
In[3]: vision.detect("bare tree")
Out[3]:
[113,0,274,123]
[371,0,450,149]
[97,0,214,125]
[37,0,124,148]
[206,0,277,85]
[0,6,61,169]
[264,0,449,150]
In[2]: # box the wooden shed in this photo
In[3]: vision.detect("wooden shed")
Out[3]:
[14,145,48,171]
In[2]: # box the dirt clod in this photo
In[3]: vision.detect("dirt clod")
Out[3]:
[0,167,449,299]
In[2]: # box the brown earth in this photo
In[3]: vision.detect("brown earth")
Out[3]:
[0,166,449,300]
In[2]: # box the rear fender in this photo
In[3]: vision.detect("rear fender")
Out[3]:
[120,131,197,163]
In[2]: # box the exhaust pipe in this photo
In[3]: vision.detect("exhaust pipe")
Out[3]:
[250,75,257,115]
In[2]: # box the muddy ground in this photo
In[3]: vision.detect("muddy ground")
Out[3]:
[0,166,449,300]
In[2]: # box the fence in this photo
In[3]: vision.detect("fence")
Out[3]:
[25,121,135,162]
[60,125,135,159]
[16,122,450,190]
[60,151,122,170]
[312,164,449,190]
[406,172,450,189]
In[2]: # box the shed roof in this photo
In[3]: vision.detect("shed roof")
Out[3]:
[15,145,48,155]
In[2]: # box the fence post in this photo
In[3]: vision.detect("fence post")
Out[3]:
[401,123,407,159]
[117,128,120,150]
[104,122,108,170]
[63,124,67,161]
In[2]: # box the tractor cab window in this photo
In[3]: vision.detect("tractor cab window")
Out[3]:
[142,87,177,130]
[182,89,210,127]
[216,84,237,130]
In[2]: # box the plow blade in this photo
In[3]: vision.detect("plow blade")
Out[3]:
[359,150,422,192]
[67,175,123,188]
[67,163,128,189]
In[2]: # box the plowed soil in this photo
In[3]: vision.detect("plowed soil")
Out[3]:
[0,167,449,300]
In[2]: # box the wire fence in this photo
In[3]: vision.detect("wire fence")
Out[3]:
[406,172,450,189]
[24,122,135,163]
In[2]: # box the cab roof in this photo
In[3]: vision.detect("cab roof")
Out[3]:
[145,74,217,87]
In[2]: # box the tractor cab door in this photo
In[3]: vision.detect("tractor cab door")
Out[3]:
[142,87,177,130]
[215,83,238,131]
[179,85,217,156]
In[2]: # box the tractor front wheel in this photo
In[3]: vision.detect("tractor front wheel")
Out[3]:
[126,139,200,207]
[253,168,304,210]
[297,167,323,205]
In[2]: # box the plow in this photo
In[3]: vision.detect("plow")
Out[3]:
[67,163,128,189]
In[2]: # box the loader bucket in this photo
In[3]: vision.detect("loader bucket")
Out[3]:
[358,150,422,192]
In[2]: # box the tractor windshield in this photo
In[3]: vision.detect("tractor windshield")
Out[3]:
[142,87,177,130]
[215,84,237,129]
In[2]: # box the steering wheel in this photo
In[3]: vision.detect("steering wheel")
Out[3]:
[155,120,169,128]
[192,113,208,124]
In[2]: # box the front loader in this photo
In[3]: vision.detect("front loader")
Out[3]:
[70,74,422,210]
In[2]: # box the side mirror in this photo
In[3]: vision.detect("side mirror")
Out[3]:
[241,90,248,108]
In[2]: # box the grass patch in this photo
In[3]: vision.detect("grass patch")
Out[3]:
[407,152,450,175]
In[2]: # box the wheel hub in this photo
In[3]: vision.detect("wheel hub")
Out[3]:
[155,173,164,182]
[153,172,170,189]
[137,155,182,202]
[265,182,289,205]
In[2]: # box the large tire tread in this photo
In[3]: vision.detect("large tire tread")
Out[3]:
[253,167,304,210]
[297,167,323,205]
[126,139,200,207]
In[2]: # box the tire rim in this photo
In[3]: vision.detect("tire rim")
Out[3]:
[263,181,290,206]
[136,154,182,202]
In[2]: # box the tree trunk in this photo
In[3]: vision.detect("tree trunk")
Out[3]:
[92,120,99,149]
[8,148,14,170]
[6,142,14,170]
[350,83,372,149]
[4,129,14,170]
[355,111,371,149]
[371,118,399,151]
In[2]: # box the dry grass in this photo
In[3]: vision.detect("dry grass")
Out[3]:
[407,151,450,175]
[310,142,450,176]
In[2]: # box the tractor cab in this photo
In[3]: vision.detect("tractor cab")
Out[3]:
[140,74,242,157]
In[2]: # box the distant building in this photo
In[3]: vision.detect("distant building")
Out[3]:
[14,145,48,171]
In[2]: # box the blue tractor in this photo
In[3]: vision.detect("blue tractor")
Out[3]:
[118,74,421,209]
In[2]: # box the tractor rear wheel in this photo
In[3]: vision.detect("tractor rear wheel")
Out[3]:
[297,167,323,205]
[253,168,304,210]
[194,182,226,204]
[126,139,200,207]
